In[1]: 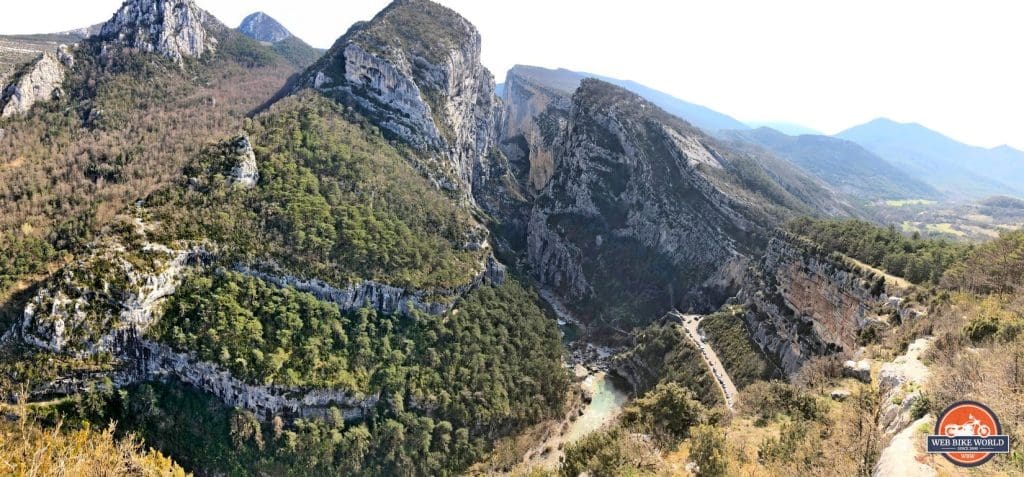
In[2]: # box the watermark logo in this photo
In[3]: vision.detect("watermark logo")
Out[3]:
[927,401,1010,467]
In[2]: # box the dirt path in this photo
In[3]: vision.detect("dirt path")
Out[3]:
[874,416,936,477]
[677,313,739,410]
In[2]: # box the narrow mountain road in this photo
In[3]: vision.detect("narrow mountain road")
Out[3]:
[676,313,739,410]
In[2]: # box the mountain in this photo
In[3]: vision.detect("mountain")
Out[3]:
[500,66,852,333]
[238,11,292,43]
[837,118,1024,199]
[0,0,314,297]
[299,0,509,201]
[588,73,750,134]
[237,11,321,68]
[3,1,567,475]
[0,26,99,76]
[498,65,749,135]
[745,121,822,136]
[725,127,941,201]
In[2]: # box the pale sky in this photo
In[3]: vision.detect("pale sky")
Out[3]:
[2,0,1022,150]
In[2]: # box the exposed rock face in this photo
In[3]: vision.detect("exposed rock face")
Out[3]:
[98,0,217,63]
[499,65,576,193]
[0,51,67,118]
[237,255,505,317]
[298,0,505,199]
[843,359,872,383]
[526,79,779,327]
[17,237,205,356]
[127,337,377,421]
[238,12,292,43]
[738,237,890,374]
[228,135,259,187]
[877,338,932,435]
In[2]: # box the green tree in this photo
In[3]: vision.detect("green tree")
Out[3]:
[690,424,728,477]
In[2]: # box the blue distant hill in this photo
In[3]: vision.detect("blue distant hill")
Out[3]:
[838,118,1024,199]
[498,66,749,135]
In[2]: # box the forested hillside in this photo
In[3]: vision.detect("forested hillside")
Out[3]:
[3,1,1022,476]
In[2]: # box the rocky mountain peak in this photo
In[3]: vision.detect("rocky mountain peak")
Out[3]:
[0,48,71,118]
[98,0,217,63]
[238,12,292,43]
[299,0,500,199]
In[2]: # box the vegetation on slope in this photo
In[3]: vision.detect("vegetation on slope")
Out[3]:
[699,306,780,387]
[78,276,568,476]
[613,322,720,406]
[786,217,970,284]
[942,230,1024,294]
[147,92,482,291]
[0,30,300,301]
[0,415,186,476]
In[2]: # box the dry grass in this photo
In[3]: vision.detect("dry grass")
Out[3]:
[0,415,188,476]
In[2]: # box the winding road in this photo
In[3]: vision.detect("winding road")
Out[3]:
[675,313,739,410]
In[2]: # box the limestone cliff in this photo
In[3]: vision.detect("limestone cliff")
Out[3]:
[498,65,576,193]
[297,0,507,200]
[524,79,830,329]
[227,135,259,188]
[0,49,70,118]
[738,236,902,374]
[14,229,207,356]
[97,0,217,64]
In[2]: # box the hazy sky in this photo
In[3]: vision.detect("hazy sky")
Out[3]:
[2,0,1022,149]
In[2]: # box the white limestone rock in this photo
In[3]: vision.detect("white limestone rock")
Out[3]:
[0,52,67,118]
[98,0,217,64]
[228,135,259,187]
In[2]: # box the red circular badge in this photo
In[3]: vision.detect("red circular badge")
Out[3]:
[933,401,1002,467]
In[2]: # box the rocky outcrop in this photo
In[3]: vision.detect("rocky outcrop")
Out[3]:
[17,237,206,356]
[0,50,69,118]
[877,338,932,435]
[127,337,376,421]
[238,12,292,43]
[525,80,770,326]
[20,330,377,422]
[843,359,872,383]
[298,0,505,200]
[238,253,505,317]
[227,135,259,187]
[498,65,576,193]
[98,0,217,64]
[738,237,894,374]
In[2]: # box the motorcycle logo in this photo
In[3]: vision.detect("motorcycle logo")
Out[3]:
[927,401,1010,467]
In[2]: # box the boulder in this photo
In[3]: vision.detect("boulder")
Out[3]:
[843,359,872,383]
[830,389,852,401]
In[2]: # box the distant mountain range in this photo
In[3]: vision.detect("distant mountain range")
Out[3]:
[745,121,822,136]
[236,12,322,69]
[495,69,1024,202]
[838,118,1024,199]
[497,66,749,135]
[725,127,939,201]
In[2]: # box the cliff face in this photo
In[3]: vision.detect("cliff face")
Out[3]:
[0,48,71,118]
[498,66,576,193]
[97,0,217,63]
[525,79,784,328]
[13,229,206,356]
[299,0,505,199]
[739,237,897,374]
